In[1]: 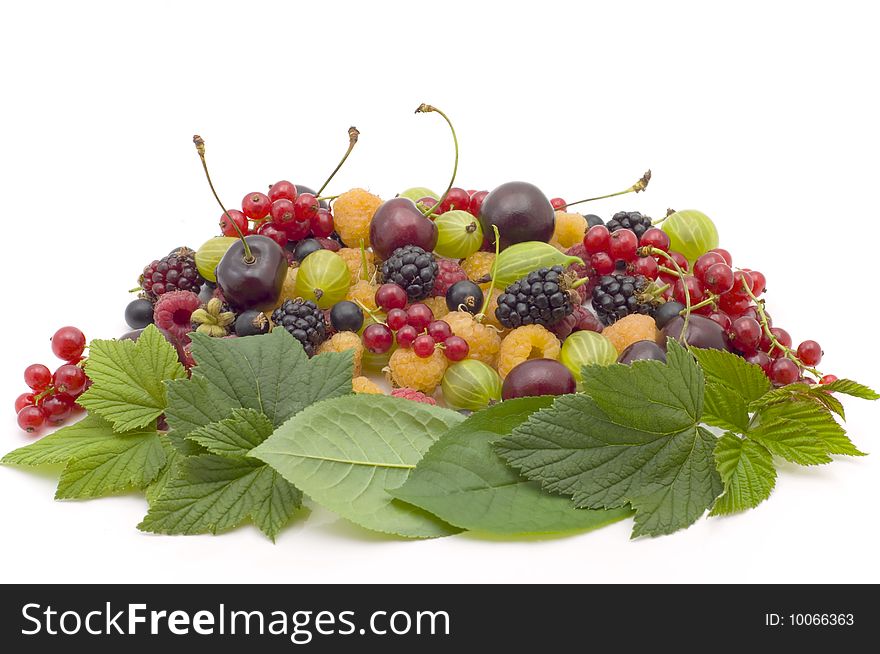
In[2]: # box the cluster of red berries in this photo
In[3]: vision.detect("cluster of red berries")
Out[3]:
[15,327,88,434]
[416,187,489,218]
[220,180,334,248]
[361,283,469,361]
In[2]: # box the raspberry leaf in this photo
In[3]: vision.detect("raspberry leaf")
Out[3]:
[392,397,633,535]
[692,347,770,404]
[821,379,880,400]
[703,382,751,432]
[186,408,273,457]
[497,341,723,538]
[252,395,465,538]
[759,400,865,457]
[710,433,776,516]
[77,325,186,432]
[3,413,121,466]
[747,418,832,466]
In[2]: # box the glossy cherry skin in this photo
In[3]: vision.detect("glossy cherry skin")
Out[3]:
[215,235,288,311]
[479,181,555,250]
[369,198,438,260]
[501,359,576,400]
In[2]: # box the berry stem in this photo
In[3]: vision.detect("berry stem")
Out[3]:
[415,104,458,220]
[193,135,255,264]
[359,239,369,281]
[316,127,360,196]
[652,208,677,225]
[476,225,502,319]
[353,299,386,326]
[646,246,692,344]
[681,295,716,314]
[561,170,651,210]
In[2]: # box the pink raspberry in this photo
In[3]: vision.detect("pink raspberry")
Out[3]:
[550,304,603,340]
[390,388,437,405]
[153,290,201,345]
[432,259,468,297]
[565,243,596,301]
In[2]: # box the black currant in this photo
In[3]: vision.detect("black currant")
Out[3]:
[329,300,364,333]
[234,310,270,337]
[653,301,686,329]
[294,238,323,263]
[125,299,155,329]
[446,280,484,315]
[583,213,604,228]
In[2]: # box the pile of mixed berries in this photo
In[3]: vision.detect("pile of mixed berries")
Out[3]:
[13,114,838,434]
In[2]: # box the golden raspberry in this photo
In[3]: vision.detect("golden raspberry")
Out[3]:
[422,296,449,320]
[353,376,384,395]
[345,279,378,312]
[552,211,587,249]
[317,331,364,376]
[497,325,561,378]
[332,188,383,247]
[480,288,509,335]
[387,348,447,394]
[337,247,377,285]
[602,314,660,354]
[443,310,502,368]
[461,252,495,286]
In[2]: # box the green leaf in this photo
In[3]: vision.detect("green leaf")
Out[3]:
[822,379,880,401]
[748,418,831,466]
[750,382,846,418]
[3,414,119,466]
[186,409,273,457]
[77,325,187,432]
[252,395,465,538]
[759,400,866,457]
[692,347,771,403]
[138,454,301,541]
[710,433,776,515]
[703,382,751,432]
[497,341,722,538]
[393,398,633,535]
[145,441,181,506]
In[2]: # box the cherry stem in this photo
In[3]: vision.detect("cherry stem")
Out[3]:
[647,246,692,344]
[193,135,255,264]
[740,277,823,378]
[477,226,502,318]
[359,239,369,281]
[316,194,340,202]
[561,170,651,210]
[353,299,385,326]
[415,104,458,220]
[317,127,360,196]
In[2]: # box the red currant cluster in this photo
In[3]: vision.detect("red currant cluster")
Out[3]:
[361,284,469,361]
[416,187,488,218]
[220,180,335,248]
[15,327,88,434]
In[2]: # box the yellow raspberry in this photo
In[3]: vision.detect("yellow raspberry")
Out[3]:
[552,211,587,249]
[497,325,561,378]
[387,348,447,394]
[422,296,449,320]
[332,188,383,247]
[602,314,660,354]
[270,266,299,312]
[317,331,364,376]
[337,247,377,285]
[443,311,502,368]
[353,376,384,395]
[346,279,378,312]
[461,252,495,285]
[480,288,509,335]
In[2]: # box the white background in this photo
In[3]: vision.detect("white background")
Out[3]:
[1,0,878,584]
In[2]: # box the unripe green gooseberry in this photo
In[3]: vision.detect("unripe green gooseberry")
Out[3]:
[294,250,351,309]
[434,210,484,259]
[559,331,618,382]
[441,359,502,410]
[661,210,719,262]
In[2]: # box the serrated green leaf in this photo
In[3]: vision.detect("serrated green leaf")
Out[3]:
[497,342,722,538]
[760,400,866,457]
[2,414,118,466]
[703,382,751,432]
[692,347,771,403]
[186,408,273,457]
[393,398,633,535]
[77,325,187,432]
[822,379,880,400]
[145,440,181,506]
[750,382,846,418]
[748,418,831,466]
[252,395,465,538]
[138,454,301,541]
[710,433,776,515]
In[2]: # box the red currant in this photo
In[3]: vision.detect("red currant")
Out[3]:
[820,374,838,385]
[710,248,732,266]
[15,392,36,413]
[241,192,271,220]
[728,316,762,352]
[693,252,725,282]
[427,320,452,343]
[219,209,248,237]
[589,252,615,275]
[583,225,611,255]
[718,293,751,317]
[270,199,297,227]
[53,364,87,395]
[707,310,732,331]
[730,270,754,297]
[550,197,567,211]
[769,358,799,385]
[396,324,418,348]
[439,188,471,213]
[796,340,822,366]
[42,392,74,424]
[293,193,320,221]
[630,256,659,279]
[375,284,408,311]
[703,262,734,294]
[24,364,52,391]
[362,323,393,354]
[284,219,311,241]
[659,252,690,284]
[268,180,297,203]
[51,327,86,362]
[639,228,670,252]
[257,223,288,247]
[744,350,773,375]
[386,308,408,331]
[406,303,434,332]
[413,334,436,358]
[310,208,335,238]
[609,229,638,262]
[17,405,46,433]
[443,336,469,361]
[770,327,792,349]
[673,276,706,306]
[417,197,438,214]
[747,270,766,296]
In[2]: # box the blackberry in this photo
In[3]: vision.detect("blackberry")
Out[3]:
[591,273,658,326]
[270,299,328,356]
[381,245,439,301]
[495,266,575,329]
[140,246,204,301]
[607,211,652,239]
